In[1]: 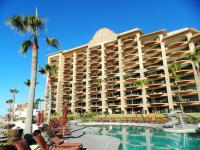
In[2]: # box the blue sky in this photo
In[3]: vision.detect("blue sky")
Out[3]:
[0,0,200,115]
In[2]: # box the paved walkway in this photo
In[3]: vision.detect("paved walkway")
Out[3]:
[65,134,120,150]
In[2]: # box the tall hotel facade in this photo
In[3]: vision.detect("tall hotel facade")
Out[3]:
[45,27,200,115]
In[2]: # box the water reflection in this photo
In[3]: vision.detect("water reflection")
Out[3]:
[98,126,200,150]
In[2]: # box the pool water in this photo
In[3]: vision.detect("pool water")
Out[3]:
[95,126,200,150]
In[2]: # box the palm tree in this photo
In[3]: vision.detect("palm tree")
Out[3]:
[187,47,200,78]
[6,10,59,134]
[24,79,39,87]
[135,79,149,114]
[9,88,19,121]
[34,98,44,110]
[39,63,58,123]
[168,64,184,112]
[6,99,13,121]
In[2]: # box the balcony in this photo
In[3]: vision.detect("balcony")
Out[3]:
[143,40,159,47]
[144,48,160,55]
[106,86,119,92]
[107,102,120,107]
[171,79,195,87]
[90,55,100,60]
[167,50,189,59]
[167,41,187,50]
[124,74,140,83]
[90,96,101,101]
[77,52,85,57]
[106,51,118,57]
[106,94,120,100]
[123,53,137,60]
[64,58,73,63]
[172,89,197,96]
[125,93,141,99]
[105,42,117,49]
[145,66,163,73]
[122,45,137,52]
[147,74,164,80]
[147,82,165,89]
[90,60,101,66]
[50,59,58,63]
[148,92,167,98]
[90,49,101,54]
[90,104,102,108]
[124,61,138,68]
[125,83,139,90]
[75,105,85,109]
[63,76,73,81]
[144,57,162,65]
[106,65,118,71]
[106,70,119,76]
[90,74,101,79]
[90,69,101,74]
[76,59,86,64]
[122,38,136,45]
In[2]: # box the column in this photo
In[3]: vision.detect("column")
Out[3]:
[55,53,64,114]
[159,34,174,111]
[137,33,148,114]
[71,53,77,114]
[118,39,127,114]
[101,44,107,114]
[85,47,90,112]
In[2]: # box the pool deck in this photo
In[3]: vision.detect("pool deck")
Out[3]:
[65,134,120,150]
[77,122,197,133]
[63,125,121,150]
[78,122,163,128]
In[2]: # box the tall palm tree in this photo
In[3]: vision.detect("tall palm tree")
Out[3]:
[9,88,19,121]
[24,79,39,87]
[187,47,200,78]
[39,63,58,123]
[168,64,184,112]
[6,10,59,134]
[135,79,149,114]
[6,99,13,121]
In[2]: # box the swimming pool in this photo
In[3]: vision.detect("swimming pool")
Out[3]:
[94,126,200,150]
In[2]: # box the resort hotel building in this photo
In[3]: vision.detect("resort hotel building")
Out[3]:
[45,27,200,115]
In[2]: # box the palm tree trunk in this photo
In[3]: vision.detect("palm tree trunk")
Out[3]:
[12,94,15,122]
[174,73,183,112]
[24,42,38,134]
[47,79,52,124]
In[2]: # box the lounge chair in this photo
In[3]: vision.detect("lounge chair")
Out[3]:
[15,140,31,150]
[33,134,79,150]
[51,136,83,149]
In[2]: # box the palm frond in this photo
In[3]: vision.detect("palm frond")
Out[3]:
[46,37,59,49]
[39,67,46,75]
[24,79,31,87]
[6,15,27,33]
[20,40,33,54]
[24,16,46,33]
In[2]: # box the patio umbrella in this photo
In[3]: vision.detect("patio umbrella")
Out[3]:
[37,111,41,126]
[41,110,44,123]
[62,101,68,127]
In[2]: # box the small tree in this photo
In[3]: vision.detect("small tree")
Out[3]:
[39,63,58,123]
[168,64,184,112]
[187,47,200,78]
[9,89,19,121]
[6,99,13,121]
[135,79,149,114]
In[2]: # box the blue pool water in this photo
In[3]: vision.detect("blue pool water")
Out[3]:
[95,126,200,150]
